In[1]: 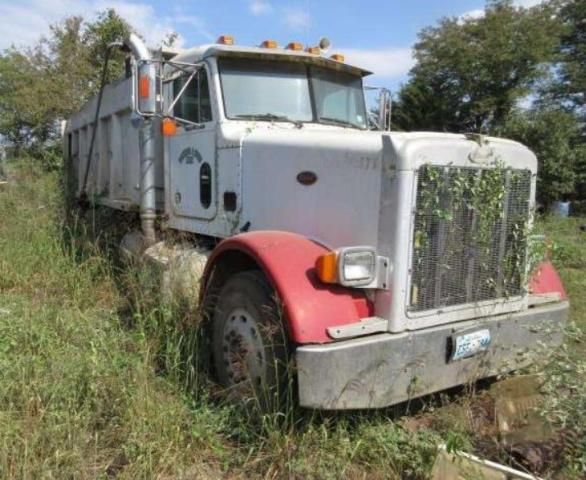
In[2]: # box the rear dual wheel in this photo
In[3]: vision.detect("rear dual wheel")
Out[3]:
[211,271,290,411]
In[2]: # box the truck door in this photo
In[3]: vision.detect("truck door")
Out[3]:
[167,67,217,220]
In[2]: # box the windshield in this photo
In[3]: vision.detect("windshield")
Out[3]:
[218,58,368,129]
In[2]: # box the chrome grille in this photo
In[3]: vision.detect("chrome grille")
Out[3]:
[409,165,532,313]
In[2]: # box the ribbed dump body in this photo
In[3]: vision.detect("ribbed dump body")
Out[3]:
[409,165,532,313]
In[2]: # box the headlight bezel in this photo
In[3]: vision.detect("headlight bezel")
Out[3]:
[338,247,377,287]
[316,246,390,289]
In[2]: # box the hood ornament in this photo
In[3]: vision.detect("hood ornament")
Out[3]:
[466,133,494,165]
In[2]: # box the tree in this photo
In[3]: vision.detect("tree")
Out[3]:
[543,0,585,123]
[391,75,462,132]
[0,45,54,150]
[392,0,561,133]
[163,32,180,48]
[0,10,131,164]
[82,9,131,91]
[498,107,586,205]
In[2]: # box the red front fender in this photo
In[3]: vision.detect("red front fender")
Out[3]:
[202,231,373,344]
[529,260,567,299]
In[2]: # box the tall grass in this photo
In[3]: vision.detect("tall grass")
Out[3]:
[0,168,230,478]
[0,166,445,479]
[1,163,584,479]
[534,215,586,478]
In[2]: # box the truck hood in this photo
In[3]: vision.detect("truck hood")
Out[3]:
[220,123,535,173]
[234,126,387,248]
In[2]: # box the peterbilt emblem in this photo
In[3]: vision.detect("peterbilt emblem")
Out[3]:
[178,147,202,165]
[296,171,318,186]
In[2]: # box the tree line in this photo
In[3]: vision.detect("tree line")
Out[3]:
[393,0,585,205]
[0,1,584,205]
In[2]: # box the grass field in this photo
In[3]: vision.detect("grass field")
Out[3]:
[0,165,584,479]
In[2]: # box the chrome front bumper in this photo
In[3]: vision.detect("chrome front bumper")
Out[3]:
[296,301,569,410]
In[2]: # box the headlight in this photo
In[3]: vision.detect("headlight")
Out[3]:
[316,246,389,289]
[340,248,376,285]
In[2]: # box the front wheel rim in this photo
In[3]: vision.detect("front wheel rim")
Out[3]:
[221,307,266,389]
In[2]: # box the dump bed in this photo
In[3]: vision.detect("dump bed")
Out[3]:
[64,76,164,210]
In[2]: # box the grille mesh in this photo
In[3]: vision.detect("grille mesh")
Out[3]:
[409,165,531,313]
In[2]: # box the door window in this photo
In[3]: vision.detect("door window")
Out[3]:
[173,68,213,123]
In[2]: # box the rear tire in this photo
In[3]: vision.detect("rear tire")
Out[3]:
[211,270,290,411]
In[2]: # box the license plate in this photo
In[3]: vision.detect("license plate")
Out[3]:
[451,329,491,361]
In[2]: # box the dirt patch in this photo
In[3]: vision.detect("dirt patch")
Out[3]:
[399,375,577,478]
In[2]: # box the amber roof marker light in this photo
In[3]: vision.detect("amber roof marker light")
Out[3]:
[261,39,278,48]
[286,42,303,51]
[305,37,331,56]
[216,35,234,45]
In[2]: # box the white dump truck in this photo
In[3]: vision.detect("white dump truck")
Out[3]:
[64,34,569,409]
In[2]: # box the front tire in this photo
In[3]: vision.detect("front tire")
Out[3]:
[211,270,289,411]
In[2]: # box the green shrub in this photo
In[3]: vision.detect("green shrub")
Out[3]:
[499,107,585,206]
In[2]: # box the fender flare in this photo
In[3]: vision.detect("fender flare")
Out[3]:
[529,260,567,299]
[201,231,373,344]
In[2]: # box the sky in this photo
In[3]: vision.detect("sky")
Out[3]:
[0,0,543,92]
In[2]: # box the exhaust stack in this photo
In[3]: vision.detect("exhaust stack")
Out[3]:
[125,33,157,245]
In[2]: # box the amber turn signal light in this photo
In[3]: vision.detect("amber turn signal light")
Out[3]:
[316,251,338,284]
[330,53,345,62]
[305,46,320,55]
[161,117,177,137]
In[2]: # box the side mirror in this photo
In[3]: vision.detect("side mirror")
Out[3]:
[135,60,158,116]
[365,86,392,131]
[378,88,391,132]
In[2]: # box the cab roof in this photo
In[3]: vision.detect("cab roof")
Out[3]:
[169,44,372,77]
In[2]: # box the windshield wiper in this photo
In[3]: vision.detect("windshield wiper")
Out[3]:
[318,116,363,130]
[235,113,303,128]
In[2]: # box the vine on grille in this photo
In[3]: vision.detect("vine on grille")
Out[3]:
[411,162,532,310]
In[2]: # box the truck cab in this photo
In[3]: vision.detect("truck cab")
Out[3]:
[161,40,377,239]
[65,35,569,410]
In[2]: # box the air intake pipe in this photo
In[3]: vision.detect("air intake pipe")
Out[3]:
[124,33,157,245]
